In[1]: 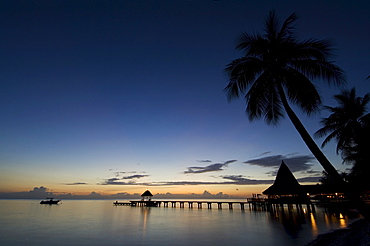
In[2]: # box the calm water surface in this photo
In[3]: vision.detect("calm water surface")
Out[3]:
[0,199,361,246]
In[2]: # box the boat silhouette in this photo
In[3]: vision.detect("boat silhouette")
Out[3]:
[40,198,60,205]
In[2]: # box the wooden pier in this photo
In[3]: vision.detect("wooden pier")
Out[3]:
[113,201,133,206]
[114,189,316,212]
[113,200,265,210]
[113,198,318,214]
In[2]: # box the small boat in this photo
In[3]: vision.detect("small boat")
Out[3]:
[40,198,60,205]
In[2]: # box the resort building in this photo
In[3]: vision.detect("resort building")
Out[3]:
[263,161,346,205]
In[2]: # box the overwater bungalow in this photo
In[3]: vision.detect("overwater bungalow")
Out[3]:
[262,161,349,212]
[140,190,159,207]
[141,190,153,201]
[263,161,310,205]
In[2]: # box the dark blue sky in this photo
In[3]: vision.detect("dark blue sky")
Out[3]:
[0,0,369,196]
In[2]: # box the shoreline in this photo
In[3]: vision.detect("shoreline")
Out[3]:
[306,218,370,246]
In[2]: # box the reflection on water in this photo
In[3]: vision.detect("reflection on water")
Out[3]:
[310,213,318,235]
[140,206,150,237]
[339,213,346,228]
[0,200,361,246]
[264,203,359,241]
[269,206,307,239]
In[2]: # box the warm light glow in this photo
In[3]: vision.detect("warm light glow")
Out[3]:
[339,213,346,228]
[324,214,329,225]
[310,213,318,234]
[141,208,149,235]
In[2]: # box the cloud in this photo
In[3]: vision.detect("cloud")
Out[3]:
[113,171,142,177]
[102,181,152,185]
[0,186,55,199]
[106,178,121,183]
[102,171,150,185]
[197,160,212,163]
[122,174,149,179]
[221,175,273,185]
[244,154,316,173]
[297,177,321,183]
[100,174,318,186]
[101,174,276,186]
[183,160,237,174]
[224,160,237,165]
[249,151,271,158]
[65,182,88,185]
[100,158,320,186]
[304,170,322,174]
[30,186,49,194]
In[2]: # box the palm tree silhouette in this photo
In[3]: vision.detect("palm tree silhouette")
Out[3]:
[315,88,369,159]
[315,88,370,188]
[224,11,346,184]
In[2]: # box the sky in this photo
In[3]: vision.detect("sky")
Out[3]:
[0,0,369,198]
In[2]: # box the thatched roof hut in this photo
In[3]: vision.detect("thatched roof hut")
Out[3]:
[263,161,305,196]
[262,161,346,206]
[141,190,153,201]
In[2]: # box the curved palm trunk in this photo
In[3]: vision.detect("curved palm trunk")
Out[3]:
[277,84,344,184]
[277,84,370,220]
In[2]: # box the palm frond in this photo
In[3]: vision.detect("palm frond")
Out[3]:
[314,125,335,139]
[283,68,321,114]
[360,112,370,125]
[316,87,370,163]
[264,89,284,125]
[277,12,297,41]
[360,93,370,109]
[236,33,267,58]
[321,129,341,149]
[265,10,279,40]
[290,59,345,86]
[224,57,265,101]
[245,74,268,118]
[245,74,284,125]
[295,39,334,60]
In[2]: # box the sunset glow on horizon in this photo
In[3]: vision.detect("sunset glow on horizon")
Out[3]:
[1,0,369,199]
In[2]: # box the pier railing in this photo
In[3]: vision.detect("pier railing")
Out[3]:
[113,200,265,210]
[113,197,318,213]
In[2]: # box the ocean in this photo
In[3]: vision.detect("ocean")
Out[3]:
[0,199,361,246]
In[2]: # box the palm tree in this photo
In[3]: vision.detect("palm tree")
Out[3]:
[314,88,370,160]
[315,88,370,188]
[224,11,346,184]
